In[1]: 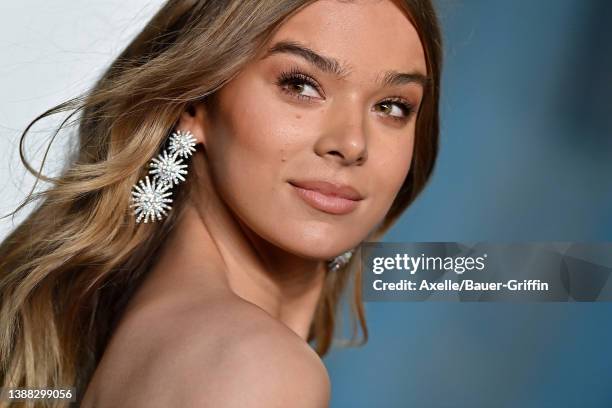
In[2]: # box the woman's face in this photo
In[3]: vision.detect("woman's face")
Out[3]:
[201,0,427,259]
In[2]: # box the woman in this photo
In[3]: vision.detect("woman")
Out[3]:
[0,0,441,406]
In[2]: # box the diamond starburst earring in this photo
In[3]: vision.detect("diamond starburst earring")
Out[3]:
[130,129,197,223]
[327,249,355,272]
[149,150,188,187]
[168,129,197,158]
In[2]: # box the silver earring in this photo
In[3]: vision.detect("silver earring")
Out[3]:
[327,249,355,272]
[130,129,197,223]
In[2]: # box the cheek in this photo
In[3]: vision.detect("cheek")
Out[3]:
[205,86,299,209]
[373,134,415,208]
[209,84,319,189]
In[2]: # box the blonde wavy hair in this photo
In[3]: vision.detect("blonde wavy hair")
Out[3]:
[0,0,442,406]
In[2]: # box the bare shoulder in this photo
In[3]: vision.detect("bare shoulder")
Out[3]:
[177,297,331,407]
[82,294,329,408]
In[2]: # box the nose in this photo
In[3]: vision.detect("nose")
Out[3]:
[314,99,368,166]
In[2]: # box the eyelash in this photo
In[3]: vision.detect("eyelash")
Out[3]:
[377,97,416,123]
[275,68,415,123]
[275,67,324,100]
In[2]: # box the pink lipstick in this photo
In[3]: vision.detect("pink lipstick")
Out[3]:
[288,180,363,215]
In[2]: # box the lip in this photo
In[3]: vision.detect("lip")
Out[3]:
[288,180,364,215]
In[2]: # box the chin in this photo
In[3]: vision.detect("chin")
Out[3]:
[270,222,364,261]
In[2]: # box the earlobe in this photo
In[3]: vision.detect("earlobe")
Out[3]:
[177,102,208,146]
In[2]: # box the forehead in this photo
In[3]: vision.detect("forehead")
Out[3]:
[268,0,427,77]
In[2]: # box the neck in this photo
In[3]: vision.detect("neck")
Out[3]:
[149,153,328,341]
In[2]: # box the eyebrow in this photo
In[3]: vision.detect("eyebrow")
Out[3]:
[263,40,429,89]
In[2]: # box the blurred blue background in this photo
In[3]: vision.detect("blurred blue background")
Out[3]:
[323,0,612,407]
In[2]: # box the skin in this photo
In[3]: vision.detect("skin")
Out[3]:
[81,0,426,407]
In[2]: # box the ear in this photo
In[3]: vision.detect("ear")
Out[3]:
[176,102,209,147]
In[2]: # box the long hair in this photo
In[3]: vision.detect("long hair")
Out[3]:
[0,0,442,405]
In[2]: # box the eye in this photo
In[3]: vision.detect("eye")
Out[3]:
[374,97,415,122]
[276,68,324,101]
